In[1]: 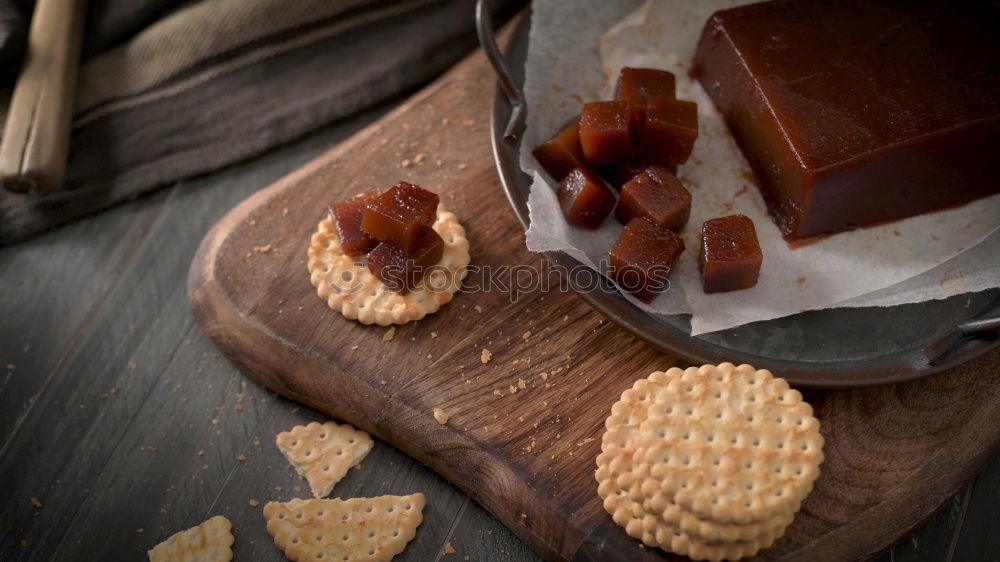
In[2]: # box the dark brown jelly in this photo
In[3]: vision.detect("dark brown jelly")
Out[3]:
[694,0,1000,239]
[609,217,685,303]
[615,165,692,231]
[532,117,586,182]
[361,182,439,256]
[699,215,762,294]
[637,97,698,167]
[328,190,382,257]
[366,227,444,294]
[557,167,617,229]
[615,67,676,106]
[579,101,640,165]
[599,162,676,190]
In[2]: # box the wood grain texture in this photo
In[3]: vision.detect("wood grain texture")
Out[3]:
[187,21,1000,562]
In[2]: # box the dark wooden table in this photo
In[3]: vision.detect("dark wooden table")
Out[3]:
[1,93,997,561]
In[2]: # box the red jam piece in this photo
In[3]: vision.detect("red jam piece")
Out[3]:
[637,97,698,166]
[557,167,616,229]
[615,67,676,105]
[579,101,640,165]
[328,190,383,257]
[366,227,444,294]
[615,165,692,231]
[699,215,762,294]
[532,117,586,182]
[609,217,685,303]
[361,182,439,256]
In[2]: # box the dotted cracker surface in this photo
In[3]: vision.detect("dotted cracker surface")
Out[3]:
[276,422,373,498]
[308,205,469,326]
[263,494,425,562]
[635,364,824,525]
[597,364,823,560]
[147,515,233,562]
[596,372,788,552]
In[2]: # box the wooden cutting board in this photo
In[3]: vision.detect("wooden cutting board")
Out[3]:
[188,19,1000,561]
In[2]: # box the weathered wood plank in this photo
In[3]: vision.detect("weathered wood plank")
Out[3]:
[1,106,393,560]
[949,450,1000,561]
[440,497,541,562]
[0,188,169,445]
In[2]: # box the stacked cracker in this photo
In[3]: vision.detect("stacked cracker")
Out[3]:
[596,363,824,561]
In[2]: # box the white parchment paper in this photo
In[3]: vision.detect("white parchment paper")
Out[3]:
[521,0,1000,335]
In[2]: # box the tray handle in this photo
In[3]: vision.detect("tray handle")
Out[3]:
[476,0,526,142]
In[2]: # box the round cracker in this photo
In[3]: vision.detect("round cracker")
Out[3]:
[307,204,470,326]
[596,373,673,547]
[597,370,795,550]
[636,364,824,526]
[651,518,790,562]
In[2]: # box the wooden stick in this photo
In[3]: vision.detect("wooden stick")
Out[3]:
[0,0,86,193]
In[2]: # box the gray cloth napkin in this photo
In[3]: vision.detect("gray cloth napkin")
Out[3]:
[0,0,520,245]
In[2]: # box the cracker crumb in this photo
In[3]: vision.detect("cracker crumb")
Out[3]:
[474,304,483,313]
[20,539,28,548]
[518,378,527,389]
[458,163,469,171]
[509,385,518,394]
[444,542,457,555]
[234,404,244,412]
[522,331,531,340]
[480,348,492,364]
[253,244,274,254]
[414,153,427,164]
[145,446,157,453]
[197,449,204,456]
[401,158,413,168]
[236,454,247,462]
[540,372,549,380]
[383,327,396,342]
[29,498,42,508]
[493,389,504,398]
[351,345,359,350]
[433,408,450,425]
[248,499,260,507]
[431,332,438,339]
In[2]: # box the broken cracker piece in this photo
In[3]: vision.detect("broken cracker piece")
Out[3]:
[147,515,233,562]
[276,421,373,498]
[263,494,425,562]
